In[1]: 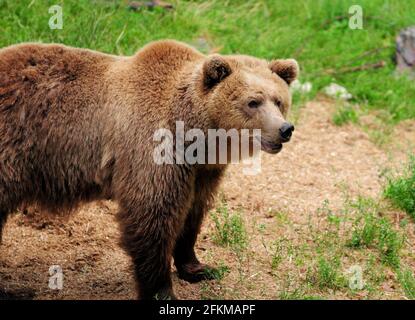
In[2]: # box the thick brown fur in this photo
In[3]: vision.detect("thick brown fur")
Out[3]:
[0,40,298,299]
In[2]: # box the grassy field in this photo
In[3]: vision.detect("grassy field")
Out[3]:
[0,0,414,300]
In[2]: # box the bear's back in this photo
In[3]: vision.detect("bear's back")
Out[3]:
[0,43,115,198]
[0,42,114,86]
[0,43,115,122]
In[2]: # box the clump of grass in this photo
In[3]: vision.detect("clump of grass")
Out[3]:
[211,202,247,251]
[316,257,345,289]
[205,262,230,281]
[377,218,402,268]
[347,197,379,248]
[348,212,377,248]
[267,238,304,271]
[398,269,415,300]
[279,289,323,300]
[333,104,360,126]
[270,239,285,270]
[307,256,345,290]
[364,254,387,296]
[346,197,403,268]
[200,282,225,300]
[384,155,415,220]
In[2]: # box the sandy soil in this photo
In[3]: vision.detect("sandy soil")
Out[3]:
[0,99,414,300]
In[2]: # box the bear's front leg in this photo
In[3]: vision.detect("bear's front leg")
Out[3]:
[116,164,195,300]
[174,167,225,283]
[119,205,179,300]
[174,204,218,283]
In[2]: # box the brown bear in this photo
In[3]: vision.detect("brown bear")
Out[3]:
[0,40,298,299]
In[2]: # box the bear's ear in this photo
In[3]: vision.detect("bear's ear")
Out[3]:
[203,55,232,89]
[269,59,299,85]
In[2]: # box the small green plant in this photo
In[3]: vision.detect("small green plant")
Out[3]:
[398,268,415,300]
[279,289,323,300]
[200,282,224,300]
[270,239,285,270]
[333,104,359,126]
[271,210,290,224]
[319,199,340,225]
[377,218,403,268]
[211,203,247,251]
[348,211,377,248]
[317,257,344,289]
[364,254,387,296]
[384,155,415,220]
[307,256,345,290]
[205,263,230,281]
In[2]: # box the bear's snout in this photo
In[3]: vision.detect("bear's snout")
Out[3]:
[279,122,295,142]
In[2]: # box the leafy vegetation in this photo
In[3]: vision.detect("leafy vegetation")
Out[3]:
[398,269,415,299]
[346,197,403,268]
[332,104,360,126]
[211,202,247,251]
[384,155,415,219]
[310,256,346,289]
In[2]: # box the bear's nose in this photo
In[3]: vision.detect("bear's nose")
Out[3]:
[279,122,294,142]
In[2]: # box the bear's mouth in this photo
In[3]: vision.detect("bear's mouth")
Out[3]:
[259,138,283,154]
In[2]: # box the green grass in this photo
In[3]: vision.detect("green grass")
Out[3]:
[279,289,323,300]
[384,155,415,219]
[347,197,383,248]
[398,269,415,300]
[377,218,403,268]
[306,195,408,297]
[1,0,414,123]
[346,196,403,268]
[348,212,377,248]
[211,202,247,250]
[269,238,299,270]
[313,256,345,289]
[332,104,360,126]
[270,239,285,270]
[207,191,411,299]
[205,262,230,281]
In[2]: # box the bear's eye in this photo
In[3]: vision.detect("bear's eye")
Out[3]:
[248,99,261,108]
[274,99,282,109]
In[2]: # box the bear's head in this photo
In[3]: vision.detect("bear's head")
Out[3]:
[201,54,298,155]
